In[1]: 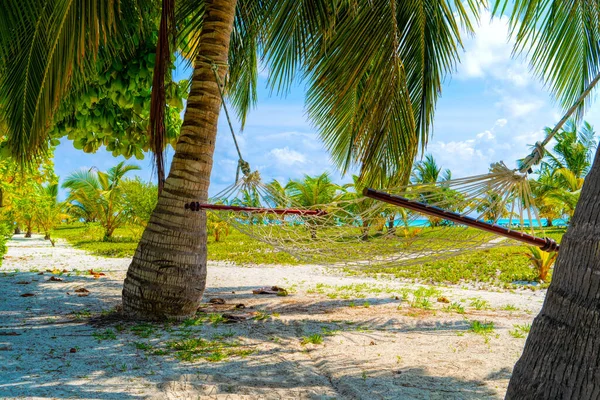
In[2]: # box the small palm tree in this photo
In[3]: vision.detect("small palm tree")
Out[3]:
[543,120,596,179]
[411,154,450,185]
[524,246,558,282]
[33,183,65,246]
[286,173,341,238]
[63,162,140,240]
[264,179,289,209]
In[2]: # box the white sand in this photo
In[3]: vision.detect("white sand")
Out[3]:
[0,235,544,399]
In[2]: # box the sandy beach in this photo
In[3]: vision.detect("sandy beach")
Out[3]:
[0,235,545,399]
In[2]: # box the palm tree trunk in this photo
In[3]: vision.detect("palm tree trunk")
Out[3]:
[387,214,396,235]
[122,0,238,320]
[506,149,600,398]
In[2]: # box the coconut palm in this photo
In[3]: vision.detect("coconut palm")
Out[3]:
[411,154,451,185]
[493,0,600,396]
[542,120,596,180]
[286,173,341,238]
[63,162,140,240]
[0,0,482,319]
[530,122,596,225]
[530,169,562,227]
[410,154,459,226]
[263,179,289,209]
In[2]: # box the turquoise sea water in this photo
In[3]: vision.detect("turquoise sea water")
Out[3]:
[406,218,568,228]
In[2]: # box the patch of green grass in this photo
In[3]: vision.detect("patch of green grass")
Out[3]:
[301,334,324,345]
[133,341,153,351]
[93,329,117,341]
[321,327,339,336]
[183,315,206,327]
[501,304,520,312]
[469,298,490,310]
[166,338,253,362]
[52,224,566,287]
[342,229,566,285]
[410,297,432,310]
[53,224,299,264]
[72,309,92,320]
[131,323,156,338]
[509,323,531,338]
[208,313,227,325]
[253,311,272,321]
[469,320,495,335]
[443,302,465,314]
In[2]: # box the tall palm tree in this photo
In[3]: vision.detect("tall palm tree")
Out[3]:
[492,0,600,397]
[63,162,140,239]
[0,0,481,319]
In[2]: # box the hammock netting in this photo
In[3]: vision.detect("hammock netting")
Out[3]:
[187,163,554,268]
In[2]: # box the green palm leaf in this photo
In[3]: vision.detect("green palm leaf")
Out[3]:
[0,0,146,164]
[495,0,600,117]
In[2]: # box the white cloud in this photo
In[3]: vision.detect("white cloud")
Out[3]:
[269,147,306,166]
[457,11,532,88]
[495,118,508,128]
[500,98,544,118]
[476,130,495,140]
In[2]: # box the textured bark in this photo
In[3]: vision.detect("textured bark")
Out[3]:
[122,0,238,320]
[506,147,600,399]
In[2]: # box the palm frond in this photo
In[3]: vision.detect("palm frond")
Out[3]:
[0,0,146,164]
[496,0,600,118]
[263,0,481,186]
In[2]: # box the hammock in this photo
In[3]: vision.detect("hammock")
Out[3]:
[182,63,599,267]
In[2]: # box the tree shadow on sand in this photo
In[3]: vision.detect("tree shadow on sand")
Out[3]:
[0,271,505,399]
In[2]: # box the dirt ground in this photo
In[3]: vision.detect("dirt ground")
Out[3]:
[0,235,545,399]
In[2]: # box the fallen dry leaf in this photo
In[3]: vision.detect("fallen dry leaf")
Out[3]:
[77,293,89,297]
[20,293,35,297]
[0,332,20,336]
[46,268,62,275]
[69,348,77,353]
[222,313,254,323]
[88,270,106,279]
[0,346,12,351]
[48,276,63,282]
[74,288,89,293]
[252,286,288,296]
[15,281,30,285]
[209,298,226,305]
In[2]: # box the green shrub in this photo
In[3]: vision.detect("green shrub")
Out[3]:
[0,221,12,266]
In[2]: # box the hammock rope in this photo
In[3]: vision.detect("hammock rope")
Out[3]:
[210,61,251,182]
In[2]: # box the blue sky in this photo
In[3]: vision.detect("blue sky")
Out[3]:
[53,11,600,197]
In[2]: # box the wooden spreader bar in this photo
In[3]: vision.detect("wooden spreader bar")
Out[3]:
[363,188,560,252]
[184,202,326,216]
